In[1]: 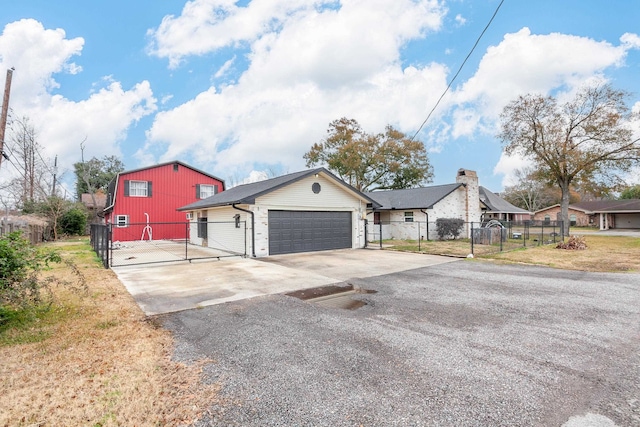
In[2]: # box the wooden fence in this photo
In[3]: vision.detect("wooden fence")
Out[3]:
[0,217,49,245]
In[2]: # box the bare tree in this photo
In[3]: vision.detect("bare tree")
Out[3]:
[501,167,551,213]
[499,84,640,235]
[3,116,52,208]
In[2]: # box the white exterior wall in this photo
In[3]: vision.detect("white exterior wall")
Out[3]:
[369,188,468,241]
[187,207,249,255]
[254,174,366,257]
[187,173,368,257]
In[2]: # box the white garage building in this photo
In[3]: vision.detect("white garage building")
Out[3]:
[178,168,380,257]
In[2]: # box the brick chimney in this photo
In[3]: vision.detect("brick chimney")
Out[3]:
[456,169,482,225]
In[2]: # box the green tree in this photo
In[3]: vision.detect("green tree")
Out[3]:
[498,84,640,235]
[74,154,124,200]
[22,197,85,240]
[619,184,640,199]
[304,117,433,191]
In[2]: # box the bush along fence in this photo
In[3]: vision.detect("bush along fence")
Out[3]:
[365,219,565,257]
[90,220,247,268]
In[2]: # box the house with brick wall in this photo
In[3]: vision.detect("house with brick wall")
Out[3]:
[534,200,640,230]
[364,169,525,241]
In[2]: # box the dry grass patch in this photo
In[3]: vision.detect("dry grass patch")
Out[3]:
[0,239,219,426]
[483,235,640,272]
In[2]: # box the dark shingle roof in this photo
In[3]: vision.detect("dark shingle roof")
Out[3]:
[479,186,531,214]
[179,167,380,210]
[535,200,640,214]
[365,184,463,210]
[570,200,640,213]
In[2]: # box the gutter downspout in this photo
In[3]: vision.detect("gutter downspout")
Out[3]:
[420,209,429,241]
[232,204,256,258]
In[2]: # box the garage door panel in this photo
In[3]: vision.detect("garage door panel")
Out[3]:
[615,213,640,229]
[269,210,352,255]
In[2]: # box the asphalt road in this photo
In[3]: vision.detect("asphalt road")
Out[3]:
[158,260,640,426]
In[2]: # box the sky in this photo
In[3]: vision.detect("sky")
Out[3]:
[0,0,639,202]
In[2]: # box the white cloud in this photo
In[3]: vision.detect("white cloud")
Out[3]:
[451,28,632,138]
[147,0,322,68]
[144,0,448,179]
[35,81,156,160]
[621,32,640,49]
[493,152,531,188]
[214,56,236,79]
[454,14,466,26]
[0,19,157,194]
[0,19,84,106]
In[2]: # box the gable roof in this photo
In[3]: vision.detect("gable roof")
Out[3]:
[116,160,225,184]
[81,193,107,208]
[535,200,640,214]
[364,184,463,210]
[571,199,640,213]
[479,186,531,214]
[104,161,226,213]
[178,167,381,211]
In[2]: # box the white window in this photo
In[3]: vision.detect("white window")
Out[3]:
[115,215,129,228]
[198,184,217,199]
[129,181,148,197]
[404,212,414,223]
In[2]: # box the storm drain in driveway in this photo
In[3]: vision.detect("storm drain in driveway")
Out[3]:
[286,284,376,310]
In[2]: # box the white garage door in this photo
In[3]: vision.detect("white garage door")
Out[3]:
[614,213,640,229]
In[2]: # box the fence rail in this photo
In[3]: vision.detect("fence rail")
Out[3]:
[366,220,565,256]
[90,221,247,268]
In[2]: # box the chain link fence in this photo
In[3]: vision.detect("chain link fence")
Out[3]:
[90,221,247,267]
[365,220,565,256]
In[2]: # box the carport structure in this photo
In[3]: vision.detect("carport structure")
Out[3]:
[178,168,381,258]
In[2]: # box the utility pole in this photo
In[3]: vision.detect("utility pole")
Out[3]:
[52,155,58,196]
[0,67,14,170]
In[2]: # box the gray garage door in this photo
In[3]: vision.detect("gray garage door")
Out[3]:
[268,210,352,255]
[614,213,640,229]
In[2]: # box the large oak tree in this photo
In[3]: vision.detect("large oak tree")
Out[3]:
[498,84,640,234]
[304,117,433,191]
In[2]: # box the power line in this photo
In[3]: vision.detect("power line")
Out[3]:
[0,143,73,203]
[411,0,505,141]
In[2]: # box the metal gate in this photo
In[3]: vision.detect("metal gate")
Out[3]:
[90,221,247,267]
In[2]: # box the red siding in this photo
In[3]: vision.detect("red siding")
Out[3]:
[106,163,223,241]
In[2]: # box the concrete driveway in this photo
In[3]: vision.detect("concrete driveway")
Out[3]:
[113,249,458,315]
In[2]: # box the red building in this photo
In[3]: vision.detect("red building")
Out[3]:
[104,161,225,241]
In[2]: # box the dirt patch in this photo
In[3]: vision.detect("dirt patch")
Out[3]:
[0,239,219,426]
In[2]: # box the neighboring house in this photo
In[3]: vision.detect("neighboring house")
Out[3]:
[104,161,225,241]
[365,169,483,240]
[534,200,640,230]
[178,167,380,257]
[81,192,107,217]
[479,187,531,222]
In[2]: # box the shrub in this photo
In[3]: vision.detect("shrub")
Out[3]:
[0,232,61,309]
[59,206,88,236]
[436,218,465,240]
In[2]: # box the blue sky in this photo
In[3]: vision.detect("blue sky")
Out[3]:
[1,0,639,201]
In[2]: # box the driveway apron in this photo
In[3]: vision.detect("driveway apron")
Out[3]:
[112,249,458,315]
